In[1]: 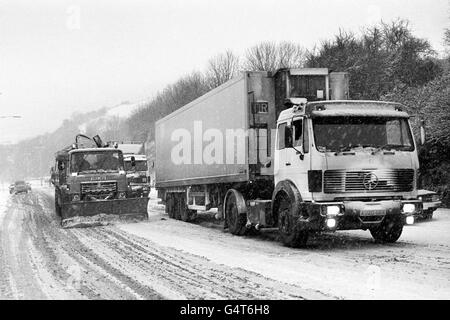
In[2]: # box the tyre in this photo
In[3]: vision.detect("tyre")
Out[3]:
[369,217,403,243]
[276,192,308,248]
[166,194,176,219]
[180,207,196,222]
[177,193,195,222]
[224,189,248,236]
[173,194,182,220]
[272,181,308,248]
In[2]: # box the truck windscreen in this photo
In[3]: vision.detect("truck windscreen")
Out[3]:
[312,117,414,152]
[125,160,148,171]
[70,151,123,173]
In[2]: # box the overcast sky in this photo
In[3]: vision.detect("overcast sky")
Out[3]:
[0,0,448,144]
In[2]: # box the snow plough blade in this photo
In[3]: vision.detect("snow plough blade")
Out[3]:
[60,197,149,228]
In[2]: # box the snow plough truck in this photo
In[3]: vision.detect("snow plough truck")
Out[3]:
[51,134,149,228]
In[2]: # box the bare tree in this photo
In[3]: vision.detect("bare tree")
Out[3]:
[244,42,278,72]
[206,50,240,89]
[244,41,307,72]
[277,41,307,69]
[445,28,450,48]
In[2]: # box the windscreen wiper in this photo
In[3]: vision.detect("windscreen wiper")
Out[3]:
[334,145,358,155]
[371,144,398,155]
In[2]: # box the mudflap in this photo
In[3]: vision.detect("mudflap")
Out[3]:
[61,197,149,228]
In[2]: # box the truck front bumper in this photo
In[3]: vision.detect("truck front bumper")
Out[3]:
[298,199,422,232]
[128,184,150,197]
[61,197,149,220]
[422,201,441,212]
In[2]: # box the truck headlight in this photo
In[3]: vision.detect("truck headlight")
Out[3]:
[326,205,341,216]
[402,203,415,214]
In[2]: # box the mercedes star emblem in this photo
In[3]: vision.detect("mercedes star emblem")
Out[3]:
[363,172,379,190]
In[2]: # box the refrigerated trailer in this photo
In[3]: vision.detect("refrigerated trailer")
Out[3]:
[155,68,422,247]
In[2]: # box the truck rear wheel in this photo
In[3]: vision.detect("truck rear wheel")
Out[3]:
[224,189,247,236]
[369,218,403,243]
[276,193,308,248]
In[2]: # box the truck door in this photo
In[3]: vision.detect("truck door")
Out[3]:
[284,117,310,195]
[58,160,66,184]
[274,122,291,185]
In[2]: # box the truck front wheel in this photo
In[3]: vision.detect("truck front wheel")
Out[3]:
[424,209,434,220]
[369,218,403,243]
[276,193,308,248]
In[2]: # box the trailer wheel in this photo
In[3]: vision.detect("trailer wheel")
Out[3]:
[166,194,176,219]
[369,217,403,243]
[224,189,247,236]
[181,209,196,222]
[178,193,195,222]
[276,192,308,248]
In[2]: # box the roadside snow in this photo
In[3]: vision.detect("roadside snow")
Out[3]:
[0,189,9,226]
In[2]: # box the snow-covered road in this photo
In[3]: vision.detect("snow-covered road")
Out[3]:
[0,187,449,299]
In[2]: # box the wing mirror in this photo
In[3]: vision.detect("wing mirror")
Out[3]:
[419,120,426,145]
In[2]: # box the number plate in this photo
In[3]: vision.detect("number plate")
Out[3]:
[361,209,386,217]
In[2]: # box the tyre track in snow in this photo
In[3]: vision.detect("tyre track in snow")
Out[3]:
[1,189,332,299]
[73,226,314,299]
[25,191,161,299]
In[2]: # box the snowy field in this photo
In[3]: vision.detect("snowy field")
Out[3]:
[0,186,449,300]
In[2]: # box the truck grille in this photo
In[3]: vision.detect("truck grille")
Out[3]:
[81,181,117,199]
[323,169,414,193]
[129,176,147,184]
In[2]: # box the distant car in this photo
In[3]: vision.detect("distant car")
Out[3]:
[418,189,441,220]
[10,180,29,194]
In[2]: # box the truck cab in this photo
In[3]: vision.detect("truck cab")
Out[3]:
[124,154,150,197]
[272,100,421,246]
[53,135,149,227]
[54,148,129,214]
[155,68,422,247]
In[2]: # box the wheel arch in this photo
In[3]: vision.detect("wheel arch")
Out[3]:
[271,180,303,224]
